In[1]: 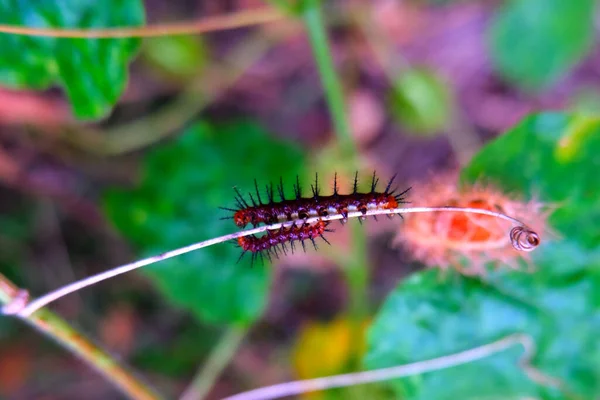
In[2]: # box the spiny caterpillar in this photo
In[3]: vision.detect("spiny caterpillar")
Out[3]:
[237,220,332,264]
[222,172,410,265]
[222,171,411,228]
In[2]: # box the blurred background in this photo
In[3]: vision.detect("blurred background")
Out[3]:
[0,0,599,399]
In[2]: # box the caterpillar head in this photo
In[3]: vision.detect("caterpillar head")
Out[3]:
[234,210,250,228]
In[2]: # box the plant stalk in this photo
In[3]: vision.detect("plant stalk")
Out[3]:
[0,273,162,400]
[5,206,535,316]
[302,0,357,163]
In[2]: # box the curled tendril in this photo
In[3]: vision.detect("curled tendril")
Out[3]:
[510,226,540,252]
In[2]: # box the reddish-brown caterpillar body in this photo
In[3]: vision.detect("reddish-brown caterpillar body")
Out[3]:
[237,220,332,265]
[222,172,411,228]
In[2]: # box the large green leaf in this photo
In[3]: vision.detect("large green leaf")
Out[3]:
[365,113,600,399]
[366,270,542,400]
[0,0,144,119]
[104,121,305,325]
[488,0,596,90]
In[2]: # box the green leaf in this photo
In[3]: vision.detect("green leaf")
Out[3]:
[366,113,600,399]
[104,121,305,325]
[488,0,596,90]
[388,68,452,137]
[0,1,144,120]
[366,267,600,399]
[365,270,541,400]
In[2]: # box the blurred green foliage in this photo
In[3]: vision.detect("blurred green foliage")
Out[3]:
[0,0,144,119]
[265,0,307,14]
[104,121,305,325]
[489,0,596,91]
[388,68,452,137]
[366,113,600,399]
[142,35,208,81]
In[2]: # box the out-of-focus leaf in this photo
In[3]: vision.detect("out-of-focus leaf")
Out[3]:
[104,121,305,325]
[488,0,596,90]
[0,1,144,120]
[142,35,207,81]
[365,113,600,399]
[366,270,541,400]
[266,0,306,14]
[388,68,452,137]
[366,266,600,399]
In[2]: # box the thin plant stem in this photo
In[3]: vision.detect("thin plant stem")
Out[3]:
[179,325,249,400]
[302,0,357,162]
[302,2,366,380]
[347,221,369,320]
[345,222,369,370]
[221,333,563,400]
[0,274,162,400]
[2,206,536,318]
[0,8,284,38]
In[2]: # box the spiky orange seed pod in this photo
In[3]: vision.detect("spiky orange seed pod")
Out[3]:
[394,175,550,275]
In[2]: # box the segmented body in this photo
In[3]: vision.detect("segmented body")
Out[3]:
[225,172,410,228]
[237,220,331,264]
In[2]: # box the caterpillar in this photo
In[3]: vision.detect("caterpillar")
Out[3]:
[222,172,411,228]
[237,220,332,264]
